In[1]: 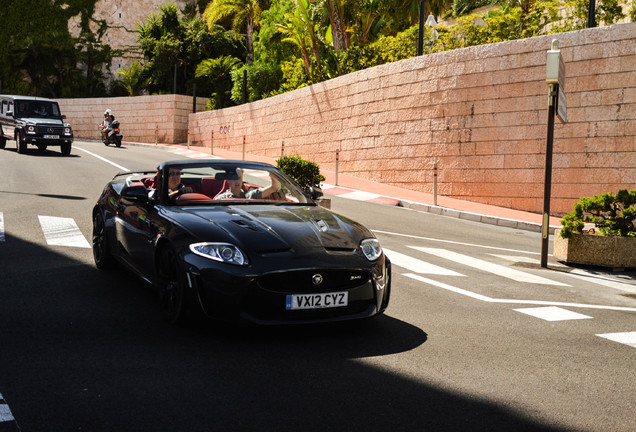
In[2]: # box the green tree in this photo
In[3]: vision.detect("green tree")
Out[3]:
[117,60,151,96]
[195,55,242,108]
[203,0,269,65]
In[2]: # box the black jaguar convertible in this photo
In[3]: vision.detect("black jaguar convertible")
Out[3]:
[92,159,391,324]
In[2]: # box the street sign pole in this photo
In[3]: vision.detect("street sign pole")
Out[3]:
[541,39,567,268]
[541,83,558,268]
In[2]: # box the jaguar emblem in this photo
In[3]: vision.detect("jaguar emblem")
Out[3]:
[311,274,323,285]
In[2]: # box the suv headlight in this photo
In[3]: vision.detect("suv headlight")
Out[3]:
[189,242,248,265]
[64,127,71,134]
[360,238,382,261]
[27,126,35,134]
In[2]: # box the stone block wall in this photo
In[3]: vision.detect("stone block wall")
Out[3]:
[188,23,636,215]
[58,94,206,144]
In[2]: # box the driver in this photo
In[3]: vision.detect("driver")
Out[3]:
[166,168,193,199]
[214,168,280,200]
[100,109,115,141]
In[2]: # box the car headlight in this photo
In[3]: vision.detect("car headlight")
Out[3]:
[360,238,382,261]
[27,126,35,133]
[189,242,248,266]
[64,127,71,134]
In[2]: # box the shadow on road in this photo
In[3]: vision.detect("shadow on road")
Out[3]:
[0,235,571,432]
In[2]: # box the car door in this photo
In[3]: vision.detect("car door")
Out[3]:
[116,191,166,277]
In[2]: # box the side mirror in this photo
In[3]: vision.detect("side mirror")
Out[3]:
[309,186,324,201]
[61,114,66,119]
[122,184,149,202]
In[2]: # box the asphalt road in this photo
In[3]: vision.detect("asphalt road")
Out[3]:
[1,140,635,432]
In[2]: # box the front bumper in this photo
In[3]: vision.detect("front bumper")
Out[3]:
[182,255,391,325]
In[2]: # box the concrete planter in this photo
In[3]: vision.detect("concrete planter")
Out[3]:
[553,229,636,270]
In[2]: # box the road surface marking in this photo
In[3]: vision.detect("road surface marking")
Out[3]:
[0,212,4,242]
[74,146,130,172]
[0,394,15,422]
[383,248,464,276]
[38,216,91,248]
[596,332,636,348]
[403,273,636,313]
[514,306,593,321]
[410,247,569,286]
[373,229,542,255]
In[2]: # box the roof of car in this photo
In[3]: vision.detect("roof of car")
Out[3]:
[0,95,59,103]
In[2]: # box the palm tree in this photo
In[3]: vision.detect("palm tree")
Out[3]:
[117,60,150,96]
[195,55,242,108]
[203,0,267,65]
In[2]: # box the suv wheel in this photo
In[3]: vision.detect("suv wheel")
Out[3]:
[61,142,71,156]
[17,133,27,154]
[0,136,6,149]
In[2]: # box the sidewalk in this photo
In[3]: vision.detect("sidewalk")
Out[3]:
[134,142,563,233]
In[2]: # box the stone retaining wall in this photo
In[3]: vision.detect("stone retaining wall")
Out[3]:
[58,94,206,144]
[188,23,636,215]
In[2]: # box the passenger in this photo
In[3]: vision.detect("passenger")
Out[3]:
[100,109,115,141]
[214,168,281,200]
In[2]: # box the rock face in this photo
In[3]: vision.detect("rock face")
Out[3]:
[68,0,191,76]
[554,229,636,270]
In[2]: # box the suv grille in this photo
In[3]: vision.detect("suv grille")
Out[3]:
[36,125,64,134]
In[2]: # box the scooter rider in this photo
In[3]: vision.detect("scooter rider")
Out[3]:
[100,109,115,141]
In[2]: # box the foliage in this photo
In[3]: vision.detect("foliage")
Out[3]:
[276,153,326,192]
[0,0,112,97]
[452,0,492,16]
[137,4,245,96]
[230,63,283,103]
[116,60,151,96]
[631,0,636,21]
[196,55,243,108]
[560,190,636,238]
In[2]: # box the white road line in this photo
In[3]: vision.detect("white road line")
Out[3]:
[0,394,15,422]
[384,248,464,276]
[373,229,542,255]
[410,246,569,286]
[0,212,4,242]
[404,273,636,312]
[514,306,593,321]
[596,332,636,348]
[339,191,382,201]
[38,216,91,248]
[74,146,129,172]
[492,254,636,294]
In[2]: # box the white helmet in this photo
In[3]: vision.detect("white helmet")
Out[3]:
[104,109,112,116]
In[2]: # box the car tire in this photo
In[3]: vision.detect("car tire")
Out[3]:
[61,142,71,156]
[92,210,114,270]
[17,133,26,154]
[0,136,6,149]
[158,245,187,324]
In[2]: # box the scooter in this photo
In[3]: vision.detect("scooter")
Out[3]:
[102,120,122,147]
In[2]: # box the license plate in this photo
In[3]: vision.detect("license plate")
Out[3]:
[286,292,348,310]
[43,135,59,139]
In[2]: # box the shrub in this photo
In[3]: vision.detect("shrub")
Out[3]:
[276,153,325,193]
[559,190,636,238]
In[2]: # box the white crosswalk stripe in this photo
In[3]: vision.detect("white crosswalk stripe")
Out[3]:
[596,332,636,348]
[383,248,464,276]
[38,216,91,248]
[410,246,569,286]
[514,306,593,321]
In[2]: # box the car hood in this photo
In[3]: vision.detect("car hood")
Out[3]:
[173,204,371,254]
[20,117,65,125]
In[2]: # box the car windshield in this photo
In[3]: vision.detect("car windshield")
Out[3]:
[15,100,61,118]
[133,162,315,206]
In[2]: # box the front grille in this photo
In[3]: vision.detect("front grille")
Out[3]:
[257,269,370,293]
[36,125,63,134]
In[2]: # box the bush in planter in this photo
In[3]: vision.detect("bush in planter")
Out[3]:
[559,189,636,238]
[276,153,326,193]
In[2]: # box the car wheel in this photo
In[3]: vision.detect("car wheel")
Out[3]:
[158,245,187,324]
[93,210,114,269]
[17,134,26,154]
[61,142,71,156]
[0,136,6,149]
